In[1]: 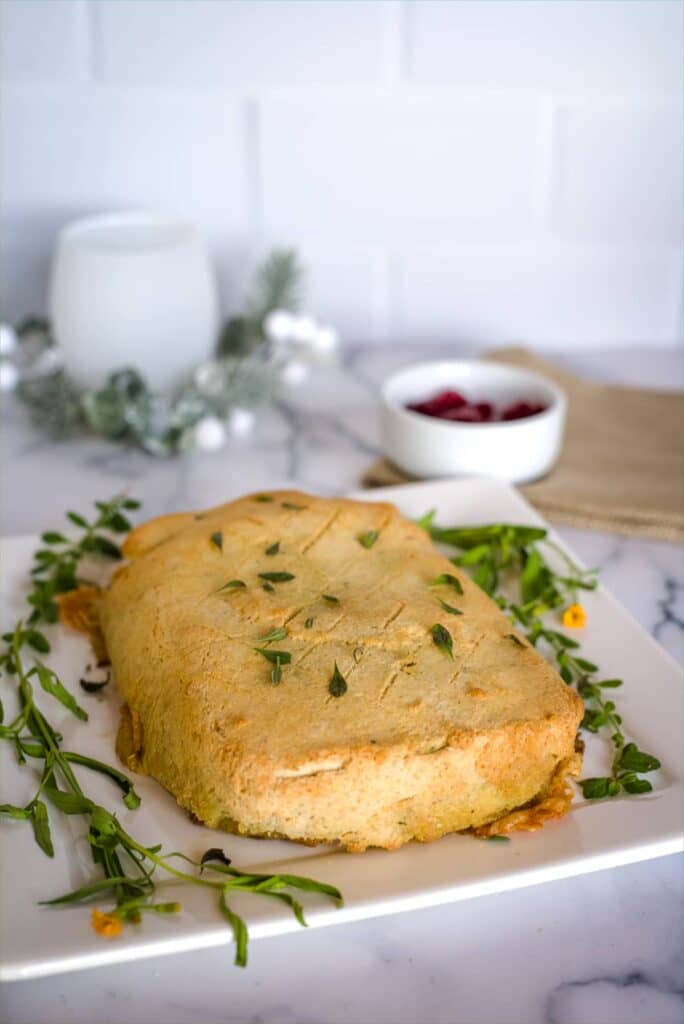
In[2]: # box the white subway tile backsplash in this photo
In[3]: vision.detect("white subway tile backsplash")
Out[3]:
[0,1,84,83]
[556,104,684,243]
[411,1,684,95]
[1,89,249,247]
[396,244,682,347]
[0,225,52,322]
[259,98,544,242]
[1,1,681,347]
[94,0,387,87]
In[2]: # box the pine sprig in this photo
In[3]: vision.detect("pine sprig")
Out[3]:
[422,517,661,800]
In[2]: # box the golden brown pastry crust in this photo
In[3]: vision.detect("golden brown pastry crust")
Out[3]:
[99,490,583,851]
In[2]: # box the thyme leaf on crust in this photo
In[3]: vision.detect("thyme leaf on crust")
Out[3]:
[265,542,280,556]
[429,573,464,595]
[210,532,223,552]
[328,663,348,697]
[437,599,463,616]
[357,530,379,549]
[430,624,454,659]
[258,571,295,583]
[258,627,288,645]
[253,647,292,666]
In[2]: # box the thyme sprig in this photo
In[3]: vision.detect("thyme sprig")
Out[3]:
[421,516,661,799]
[1,496,343,965]
[0,495,138,675]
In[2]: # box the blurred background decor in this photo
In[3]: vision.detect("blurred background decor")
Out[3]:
[2,246,339,456]
[1,0,681,350]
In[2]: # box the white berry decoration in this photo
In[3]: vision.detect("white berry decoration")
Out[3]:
[227,407,255,438]
[264,309,296,346]
[311,325,338,354]
[281,360,310,388]
[290,315,317,345]
[194,416,227,452]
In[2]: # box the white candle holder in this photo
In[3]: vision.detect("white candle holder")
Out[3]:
[49,212,219,391]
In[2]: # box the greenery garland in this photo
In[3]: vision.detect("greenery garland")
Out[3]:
[11,250,329,457]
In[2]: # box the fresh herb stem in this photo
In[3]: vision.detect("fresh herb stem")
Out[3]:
[1,494,342,965]
[422,518,660,799]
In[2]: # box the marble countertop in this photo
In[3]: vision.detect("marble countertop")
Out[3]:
[2,345,683,1024]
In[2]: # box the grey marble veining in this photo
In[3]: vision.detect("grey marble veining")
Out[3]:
[1,346,683,1024]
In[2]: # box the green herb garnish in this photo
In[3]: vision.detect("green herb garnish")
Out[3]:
[210,531,223,552]
[271,658,283,686]
[0,496,136,654]
[265,541,280,556]
[322,594,339,605]
[262,582,275,592]
[430,623,453,659]
[258,571,295,583]
[429,573,464,595]
[258,627,288,645]
[304,617,314,629]
[328,663,348,697]
[253,647,292,666]
[254,494,274,503]
[357,530,379,549]
[437,599,463,616]
[217,579,246,592]
[282,502,306,511]
[485,835,511,843]
[422,516,659,800]
[0,496,343,967]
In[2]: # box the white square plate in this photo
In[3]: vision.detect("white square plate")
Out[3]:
[1,478,682,981]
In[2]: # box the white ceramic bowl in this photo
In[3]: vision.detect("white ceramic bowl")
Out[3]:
[380,360,566,484]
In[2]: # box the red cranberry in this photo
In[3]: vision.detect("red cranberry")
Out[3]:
[407,389,467,418]
[501,401,546,421]
[472,402,494,421]
[443,404,486,422]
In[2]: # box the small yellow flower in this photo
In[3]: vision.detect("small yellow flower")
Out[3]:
[91,908,122,938]
[562,603,587,629]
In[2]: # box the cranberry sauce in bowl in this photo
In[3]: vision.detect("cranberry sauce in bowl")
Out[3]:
[406,388,547,424]
[379,360,566,484]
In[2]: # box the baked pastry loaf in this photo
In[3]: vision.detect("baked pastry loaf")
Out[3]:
[99,491,583,851]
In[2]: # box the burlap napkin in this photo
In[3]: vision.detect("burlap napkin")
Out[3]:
[362,348,684,543]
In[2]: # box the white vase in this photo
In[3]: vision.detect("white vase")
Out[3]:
[49,212,219,391]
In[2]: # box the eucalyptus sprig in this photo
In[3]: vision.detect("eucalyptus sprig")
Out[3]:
[0,495,343,965]
[421,516,661,800]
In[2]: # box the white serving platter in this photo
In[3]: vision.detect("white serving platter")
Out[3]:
[1,477,682,982]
